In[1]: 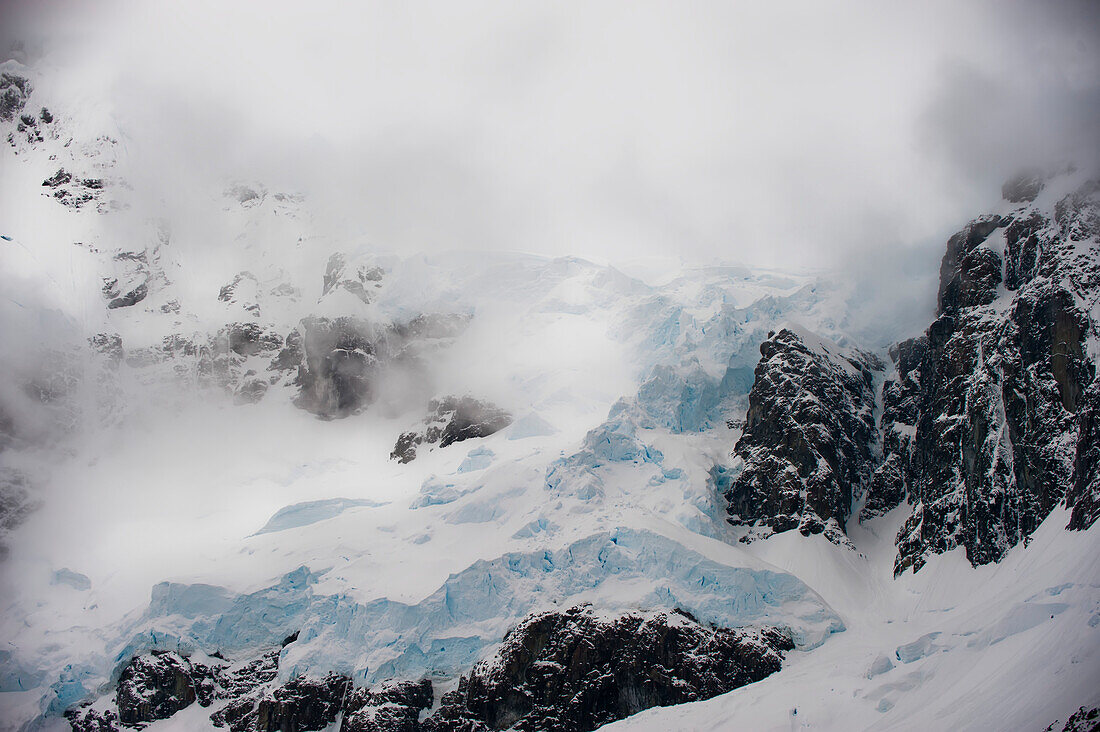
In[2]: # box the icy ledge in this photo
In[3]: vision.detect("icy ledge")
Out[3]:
[40,528,843,719]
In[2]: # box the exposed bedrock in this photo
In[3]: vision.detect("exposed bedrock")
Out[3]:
[887,178,1098,573]
[391,396,512,463]
[725,327,882,543]
[424,606,792,732]
[726,174,1099,573]
[290,316,388,418]
[66,607,793,732]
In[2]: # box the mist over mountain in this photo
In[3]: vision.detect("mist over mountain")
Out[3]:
[1,3,1099,731]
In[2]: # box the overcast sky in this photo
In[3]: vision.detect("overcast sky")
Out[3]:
[9,0,1100,273]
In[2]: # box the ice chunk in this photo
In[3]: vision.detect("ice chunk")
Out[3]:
[457,447,495,472]
[511,518,558,539]
[254,498,384,535]
[445,499,506,525]
[507,413,558,440]
[410,476,468,509]
[92,529,841,696]
[867,654,894,678]
[896,632,944,663]
[51,568,91,591]
[635,365,722,433]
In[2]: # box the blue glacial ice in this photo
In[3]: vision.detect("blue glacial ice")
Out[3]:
[50,568,91,591]
[507,413,558,440]
[457,447,495,472]
[255,498,385,535]
[56,527,844,714]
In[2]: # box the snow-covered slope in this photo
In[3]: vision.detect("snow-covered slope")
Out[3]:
[606,506,1100,732]
[1,57,1098,732]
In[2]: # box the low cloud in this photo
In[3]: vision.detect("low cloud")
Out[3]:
[5,0,1100,305]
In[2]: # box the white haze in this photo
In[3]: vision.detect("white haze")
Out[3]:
[10,0,1100,276]
[0,6,1099,729]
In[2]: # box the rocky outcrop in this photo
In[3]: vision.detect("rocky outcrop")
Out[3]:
[342,680,433,732]
[218,271,262,314]
[0,70,31,123]
[291,316,390,418]
[724,175,1098,571]
[391,396,512,463]
[101,231,170,310]
[66,607,790,732]
[1044,705,1100,732]
[68,648,344,732]
[115,652,216,725]
[1067,379,1100,530]
[67,652,219,732]
[322,253,384,305]
[860,337,925,520]
[871,176,1099,573]
[42,167,104,210]
[230,674,350,732]
[424,606,793,732]
[84,304,470,421]
[4,63,121,218]
[725,327,882,543]
[936,216,1004,316]
[207,651,281,730]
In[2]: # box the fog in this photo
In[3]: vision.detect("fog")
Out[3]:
[8,0,1099,273]
[1,6,1099,726]
[0,0,1095,450]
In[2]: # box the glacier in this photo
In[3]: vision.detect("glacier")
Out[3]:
[1,44,1098,732]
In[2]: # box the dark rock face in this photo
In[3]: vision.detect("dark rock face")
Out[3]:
[219,271,260,306]
[66,707,120,732]
[102,250,159,310]
[251,675,350,732]
[0,71,31,122]
[68,609,788,732]
[90,334,124,366]
[322,253,384,305]
[208,651,281,730]
[225,183,264,206]
[342,680,433,732]
[861,337,926,520]
[293,317,388,418]
[724,176,1098,571]
[106,283,148,310]
[40,165,106,209]
[221,323,285,359]
[873,178,1100,573]
[84,293,468,420]
[1068,379,1100,530]
[725,328,882,542]
[43,168,73,188]
[115,652,215,726]
[67,651,220,731]
[391,396,512,463]
[424,606,793,732]
[936,215,1004,318]
[1045,705,1100,732]
[395,313,471,341]
[69,649,354,732]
